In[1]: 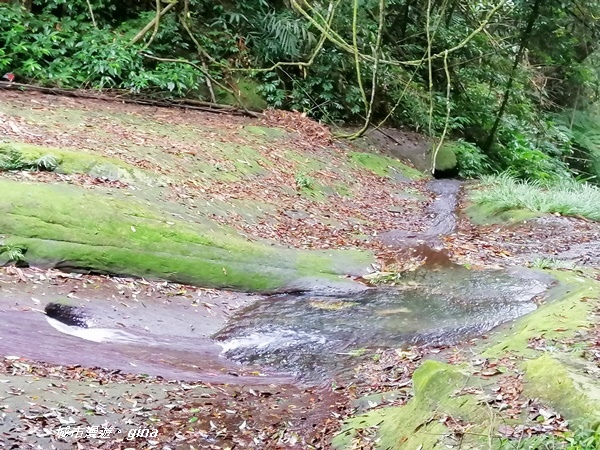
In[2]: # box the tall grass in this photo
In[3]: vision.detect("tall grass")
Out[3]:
[473,173,600,221]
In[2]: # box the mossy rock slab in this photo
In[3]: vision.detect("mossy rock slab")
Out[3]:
[524,354,600,422]
[482,273,593,358]
[465,203,543,226]
[243,125,286,139]
[348,152,425,180]
[334,273,600,449]
[333,360,495,449]
[0,179,373,292]
[0,142,149,183]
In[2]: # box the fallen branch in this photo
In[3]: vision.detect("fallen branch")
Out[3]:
[0,81,258,117]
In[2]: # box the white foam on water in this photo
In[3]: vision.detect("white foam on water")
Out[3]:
[45,316,143,344]
[217,329,326,355]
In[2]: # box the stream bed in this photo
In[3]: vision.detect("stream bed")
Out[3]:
[214,264,552,379]
[0,179,554,383]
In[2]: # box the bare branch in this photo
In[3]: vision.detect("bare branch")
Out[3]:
[130,1,177,45]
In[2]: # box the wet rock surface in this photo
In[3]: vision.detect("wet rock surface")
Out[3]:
[449,210,600,267]
[0,269,291,384]
[214,264,553,380]
[379,179,461,247]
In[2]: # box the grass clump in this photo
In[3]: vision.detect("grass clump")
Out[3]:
[498,424,600,450]
[295,172,314,190]
[472,173,600,221]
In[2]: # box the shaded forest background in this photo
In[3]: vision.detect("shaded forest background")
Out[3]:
[2,0,600,181]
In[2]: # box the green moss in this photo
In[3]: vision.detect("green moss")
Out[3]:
[217,77,267,111]
[0,179,372,292]
[349,152,424,180]
[334,273,600,449]
[0,142,145,182]
[482,273,595,357]
[298,183,328,201]
[333,182,352,197]
[433,142,458,171]
[284,150,327,172]
[333,361,493,450]
[465,203,544,226]
[244,125,285,139]
[524,354,600,421]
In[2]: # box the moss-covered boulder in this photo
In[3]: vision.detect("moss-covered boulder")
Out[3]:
[433,142,458,173]
[0,179,372,292]
[217,77,268,111]
[349,151,425,180]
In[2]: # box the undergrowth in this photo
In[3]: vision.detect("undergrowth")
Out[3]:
[0,148,58,172]
[0,244,26,263]
[472,173,600,221]
[499,424,600,450]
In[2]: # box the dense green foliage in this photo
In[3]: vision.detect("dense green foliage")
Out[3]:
[2,0,600,180]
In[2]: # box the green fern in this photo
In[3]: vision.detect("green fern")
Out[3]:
[0,148,27,171]
[34,154,59,171]
[563,110,600,181]
[0,244,26,263]
[251,11,315,62]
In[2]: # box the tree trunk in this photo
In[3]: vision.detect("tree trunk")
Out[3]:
[483,0,542,153]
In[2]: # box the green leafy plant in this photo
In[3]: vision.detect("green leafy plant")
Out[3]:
[0,148,26,171]
[34,154,59,171]
[564,425,600,450]
[295,173,314,190]
[0,244,26,263]
[448,140,492,178]
[0,148,59,172]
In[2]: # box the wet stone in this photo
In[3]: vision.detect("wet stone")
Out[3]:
[44,303,89,328]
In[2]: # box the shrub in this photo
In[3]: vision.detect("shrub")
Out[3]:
[446,140,492,178]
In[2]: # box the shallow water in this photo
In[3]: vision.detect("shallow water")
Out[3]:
[214,265,551,379]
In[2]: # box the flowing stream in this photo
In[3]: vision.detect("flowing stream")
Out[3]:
[0,180,555,382]
[214,265,551,379]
